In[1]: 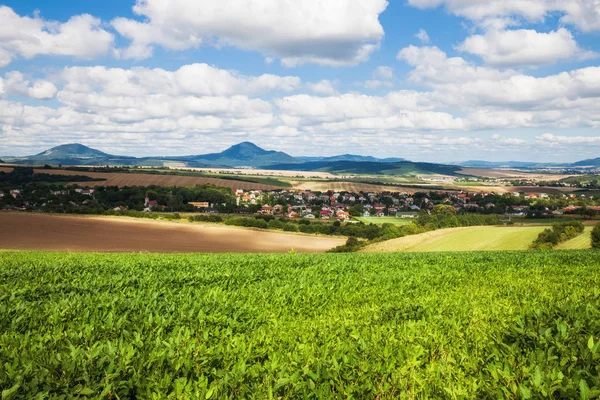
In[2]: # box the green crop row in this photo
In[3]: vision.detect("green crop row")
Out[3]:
[1,251,600,398]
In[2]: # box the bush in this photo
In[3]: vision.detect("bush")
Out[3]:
[593,224,600,249]
[531,221,585,250]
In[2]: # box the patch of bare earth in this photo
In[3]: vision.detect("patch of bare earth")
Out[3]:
[29,169,281,191]
[0,213,344,253]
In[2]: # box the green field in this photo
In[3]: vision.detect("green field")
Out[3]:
[355,216,413,226]
[365,226,551,252]
[556,227,594,250]
[2,251,600,398]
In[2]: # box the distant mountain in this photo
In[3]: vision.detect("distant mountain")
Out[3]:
[456,160,558,169]
[299,154,406,163]
[35,143,112,159]
[189,142,301,167]
[6,144,137,166]
[267,160,461,176]
[572,157,600,167]
[7,142,301,168]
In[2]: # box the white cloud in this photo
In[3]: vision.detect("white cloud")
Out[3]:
[373,66,394,80]
[276,92,465,131]
[60,64,301,97]
[1,71,57,99]
[306,80,338,95]
[458,28,597,67]
[0,6,114,67]
[112,0,388,66]
[415,29,430,43]
[397,45,516,84]
[536,133,600,145]
[491,134,526,145]
[363,66,395,89]
[406,0,600,32]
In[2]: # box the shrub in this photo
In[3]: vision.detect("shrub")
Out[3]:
[593,224,600,249]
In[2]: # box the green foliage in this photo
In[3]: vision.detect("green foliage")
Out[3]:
[432,204,457,215]
[592,224,600,249]
[417,212,501,230]
[531,221,585,250]
[1,251,600,398]
[189,214,223,223]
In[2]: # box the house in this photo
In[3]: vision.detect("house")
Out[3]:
[304,213,315,219]
[410,205,421,211]
[273,204,284,215]
[0,191,4,198]
[287,211,299,218]
[396,212,418,219]
[320,210,333,219]
[260,205,274,215]
[336,211,350,220]
[10,189,21,198]
[189,202,210,209]
[113,206,128,212]
[362,211,371,217]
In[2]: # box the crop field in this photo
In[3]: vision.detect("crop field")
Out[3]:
[364,226,552,252]
[1,251,600,398]
[355,217,413,226]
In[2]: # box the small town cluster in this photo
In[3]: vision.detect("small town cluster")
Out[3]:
[2,183,600,220]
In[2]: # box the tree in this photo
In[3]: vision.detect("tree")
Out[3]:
[592,224,600,249]
[432,204,456,216]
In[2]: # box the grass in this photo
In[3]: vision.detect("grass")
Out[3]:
[555,227,594,250]
[1,251,600,398]
[354,216,413,226]
[364,226,550,252]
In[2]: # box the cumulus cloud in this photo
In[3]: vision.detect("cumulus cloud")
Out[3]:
[415,29,430,43]
[406,0,600,32]
[536,133,600,145]
[1,71,57,99]
[0,6,114,67]
[112,0,388,66]
[397,45,516,84]
[306,80,338,95]
[458,27,597,67]
[60,64,301,97]
[364,66,395,89]
[491,134,526,145]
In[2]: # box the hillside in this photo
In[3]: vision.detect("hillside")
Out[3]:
[7,144,137,166]
[363,226,548,252]
[572,157,600,167]
[267,160,461,176]
[187,142,301,167]
[299,154,406,163]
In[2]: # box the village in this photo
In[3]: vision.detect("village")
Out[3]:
[1,182,599,221]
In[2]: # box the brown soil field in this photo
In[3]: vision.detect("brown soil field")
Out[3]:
[0,213,344,253]
[29,169,281,191]
[0,167,14,173]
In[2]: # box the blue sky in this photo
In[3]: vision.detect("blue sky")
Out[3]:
[1,0,600,162]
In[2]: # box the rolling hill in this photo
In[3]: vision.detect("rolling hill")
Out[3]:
[299,154,406,163]
[266,160,461,176]
[572,157,600,167]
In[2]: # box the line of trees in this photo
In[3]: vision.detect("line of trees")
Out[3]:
[530,221,585,250]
